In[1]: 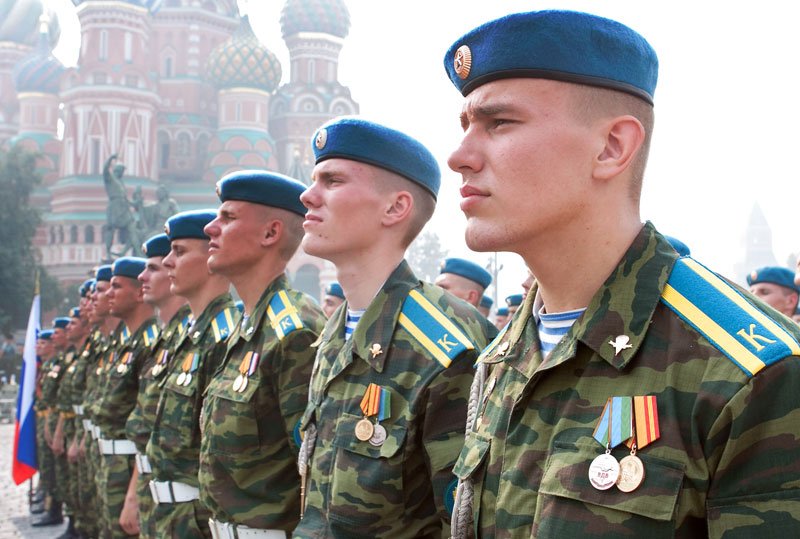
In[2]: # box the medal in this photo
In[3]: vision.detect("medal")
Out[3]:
[176,372,186,386]
[116,364,127,374]
[355,418,374,441]
[233,351,259,393]
[238,374,248,393]
[617,452,645,493]
[369,423,387,446]
[588,452,620,490]
[232,374,243,392]
[183,372,192,386]
[151,364,161,377]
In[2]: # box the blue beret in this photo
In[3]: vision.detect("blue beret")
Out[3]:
[439,257,492,289]
[444,10,658,104]
[142,233,171,258]
[665,235,691,257]
[39,330,53,340]
[69,307,80,318]
[312,117,441,199]
[79,279,94,297]
[747,266,800,293]
[325,282,345,300]
[165,209,217,240]
[506,294,523,307]
[216,170,307,216]
[235,300,244,314]
[112,257,146,279]
[496,306,509,316]
[480,295,493,309]
[95,264,113,282]
[53,317,70,329]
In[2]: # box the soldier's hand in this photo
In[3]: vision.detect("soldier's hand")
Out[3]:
[67,439,79,463]
[78,433,87,458]
[119,495,140,535]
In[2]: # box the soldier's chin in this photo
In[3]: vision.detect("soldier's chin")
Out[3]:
[300,234,330,260]
[465,223,505,253]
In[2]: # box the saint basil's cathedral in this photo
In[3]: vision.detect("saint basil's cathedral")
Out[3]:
[0,0,357,300]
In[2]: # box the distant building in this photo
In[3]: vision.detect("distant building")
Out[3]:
[733,202,779,284]
[1,0,356,300]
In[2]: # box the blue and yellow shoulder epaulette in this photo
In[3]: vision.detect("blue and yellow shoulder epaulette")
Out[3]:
[267,291,304,340]
[211,307,237,343]
[398,289,475,368]
[661,257,800,377]
[142,323,159,348]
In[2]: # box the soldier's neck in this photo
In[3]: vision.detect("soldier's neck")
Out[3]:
[229,258,286,316]
[120,304,155,334]
[156,296,187,325]
[335,250,405,310]
[185,279,230,319]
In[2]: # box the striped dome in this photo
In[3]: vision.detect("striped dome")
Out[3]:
[280,0,350,39]
[206,16,282,92]
[0,0,60,47]
[71,0,162,12]
[13,25,64,94]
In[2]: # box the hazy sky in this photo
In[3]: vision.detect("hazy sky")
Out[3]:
[51,0,800,300]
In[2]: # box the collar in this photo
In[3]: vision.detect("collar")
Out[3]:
[238,274,292,344]
[188,293,234,345]
[320,260,420,373]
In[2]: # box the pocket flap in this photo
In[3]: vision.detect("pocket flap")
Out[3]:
[539,441,685,521]
[206,374,258,403]
[453,430,492,480]
[332,412,406,459]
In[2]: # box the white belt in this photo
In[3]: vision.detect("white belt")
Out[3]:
[208,519,285,539]
[98,439,137,455]
[149,480,200,504]
[135,453,152,474]
[72,405,84,415]
[82,419,92,432]
[92,425,101,439]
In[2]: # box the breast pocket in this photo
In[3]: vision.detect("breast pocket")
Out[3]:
[452,430,491,529]
[204,376,260,457]
[329,412,407,526]
[535,441,685,538]
[155,378,199,454]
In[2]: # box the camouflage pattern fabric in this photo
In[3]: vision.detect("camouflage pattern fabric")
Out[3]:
[152,499,212,539]
[126,304,190,539]
[70,336,96,536]
[94,318,158,539]
[34,355,59,498]
[199,276,326,531]
[147,294,236,537]
[295,261,497,538]
[54,346,78,515]
[453,222,800,538]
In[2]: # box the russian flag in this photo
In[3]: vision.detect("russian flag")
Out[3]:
[12,289,39,485]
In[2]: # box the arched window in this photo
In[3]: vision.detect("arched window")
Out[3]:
[158,131,171,169]
[69,225,78,244]
[99,30,108,61]
[163,56,173,78]
[58,226,64,243]
[49,227,56,244]
[85,225,95,244]
[176,133,191,156]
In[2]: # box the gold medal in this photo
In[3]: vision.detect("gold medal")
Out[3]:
[116,364,127,374]
[95,367,102,375]
[617,454,645,493]
[176,372,186,386]
[238,375,248,393]
[232,374,243,392]
[355,418,374,441]
[588,452,620,490]
[183,373,192,386]
[369,423,387,446]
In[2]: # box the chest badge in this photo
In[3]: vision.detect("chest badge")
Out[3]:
[608,335,632,356]
[369,343,383,358]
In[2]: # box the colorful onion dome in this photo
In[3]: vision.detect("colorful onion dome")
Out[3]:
[71,0,163,13]
[280,0,350,39]
[13,23,64,94]
[0,0,60,47]
[206,16,281,92]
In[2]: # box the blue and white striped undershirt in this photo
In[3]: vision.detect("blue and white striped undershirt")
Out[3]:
[344,309,365,341]
[537,306,586,355]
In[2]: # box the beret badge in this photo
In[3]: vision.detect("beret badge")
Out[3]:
[454,45,472,80]
[750,270,758,281]
[164,223,170,235]
[315,128,328,150]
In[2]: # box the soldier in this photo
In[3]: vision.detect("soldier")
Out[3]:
[146,210,236,538]
[295,117,497,538]
[504,294,523,318]
[746,266,799,318]
[93,257,158,538]
[492,306,509,330]
[478,295,492,319]
[321,282,345,318]
[199,170,326,538]
[126,233,190,538]
[33,316,71,527]
[435,257,492,308]
[31,329,62,527]
[443,10,800,537]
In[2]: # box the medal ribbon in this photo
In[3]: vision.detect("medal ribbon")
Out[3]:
[359,383,381,418]
[189,353,199,374]
[247,352,259,376]
[625,395,660,449]
[377,388,391,422]
[181,352,196,374]
[238,351,252,376]
[156,349,168,366]
[592,396,633,448]
[121,351,133,365]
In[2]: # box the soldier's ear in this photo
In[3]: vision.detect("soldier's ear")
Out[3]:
[382,191,413,227]
[262,219,282,247]
[592,115,645,182]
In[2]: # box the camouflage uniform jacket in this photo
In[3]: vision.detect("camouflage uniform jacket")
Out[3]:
[93,317,159,440]
[82,328,115,427]
[295,260,497,539]
[147,294,236,486]
[198,275,325,530]
[454,222,800,538]
[54,344,81,415]
[126,305,191,454]
[35,354,61,412]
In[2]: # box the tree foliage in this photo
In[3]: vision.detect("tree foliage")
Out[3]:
[406,231,449,283]
[0,146,64,332]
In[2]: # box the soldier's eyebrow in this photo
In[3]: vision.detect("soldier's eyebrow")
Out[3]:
[460,101,518,128]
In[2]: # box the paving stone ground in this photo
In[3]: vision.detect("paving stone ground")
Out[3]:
[0,422,68,538]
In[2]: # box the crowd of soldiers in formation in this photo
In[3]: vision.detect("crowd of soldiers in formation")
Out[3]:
[16,8,800,539]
